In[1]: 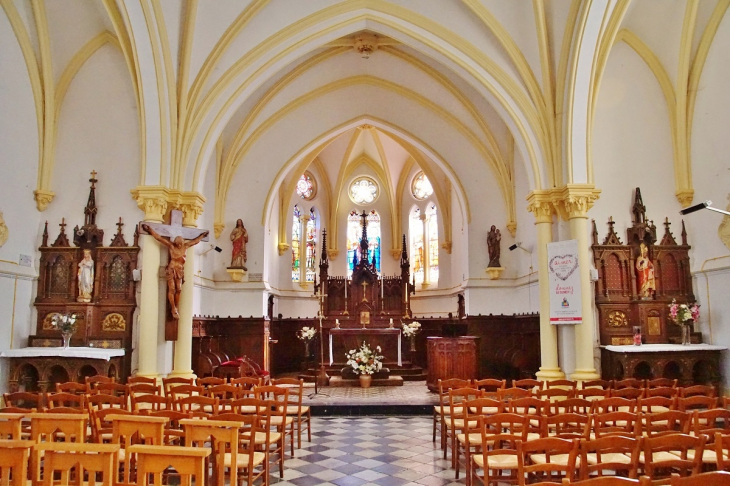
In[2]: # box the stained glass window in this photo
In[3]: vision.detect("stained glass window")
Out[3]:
[349,177,379,205]
[305,208,317,282]
[411,172,433,200]
[296,173,316,200]
[346,210,381,277]
[410,208,424,285]
[427,204,439,283]
[291,205,301,281]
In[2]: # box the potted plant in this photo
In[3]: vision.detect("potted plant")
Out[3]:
[297,326,317,359]
[345,342,384,388]
[402,321,422,352]
[52,313,78,349]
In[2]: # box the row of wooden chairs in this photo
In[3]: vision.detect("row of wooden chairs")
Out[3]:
[560,472,730,485]
[477,378,714,394]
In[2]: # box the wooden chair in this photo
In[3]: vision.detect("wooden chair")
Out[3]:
[36,442,119,486]
[434,378,471,446]
[28,413,88,485]
[55,382,87,395]
[446,387,484,465]
[169,385,205,408]
[646,379,677,389]
[90,408,132,443]
[162,377,195,397]
[646,388,678,399]
[612,388,645,400]
[546,380,578,390]
[539,388,576,403]
[562,477,645,485]
[230,376,262,395]
[110,414,167,486]
[128,383,161,396]
[508,397,548,436]
[227,398,268,415]
[3,392,43,410]
[639,396,676,414]
[128,444,210,486]
[90,382,130,402]
[254,386,294,478]
[141,410,189,446]
[641,434,705,483]
[0,414,24,439]
[614,379,643,390]
[579,435,641,480]
[270,378,311,449]
[680,386,715,399]
[713,433,730,471]
[682,409,730,466]
[45,392,86,410]
[0,440,33,486]
[455,397,504,482]
[176,395,219,416]
[678,396,717,413]
[197,376,226,388]
[669,471,730,486]
[583,380,612,390]
[592,412,640,438]
[86,393,127,412]
[85,375,114,393]
[514,379,544,392]
[546,413,591,440]
[576,388,610,402]
[591,398,637,414]
[208,384,244,405]
[471,413,529,486]
[551,399,593,416]
[517,437,579,485]
[499,387,533,401]
[643,411,691,438]
[131,394,171,413]
[473,379,506,397]
[127,376,157,385]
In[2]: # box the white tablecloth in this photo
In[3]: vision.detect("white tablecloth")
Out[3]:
[604,343,727,353]
[0,347,125,361]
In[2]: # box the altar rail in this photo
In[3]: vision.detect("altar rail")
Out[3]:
[193,313,540,380]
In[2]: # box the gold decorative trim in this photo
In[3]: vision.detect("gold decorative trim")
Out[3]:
[611,337,633,345]
[88,339,122,349]
[607,310,628,327]
[101,313,126,331]
[42,312,61,330]
[0,211,8,248]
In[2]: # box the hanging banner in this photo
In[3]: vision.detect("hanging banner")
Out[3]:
[547,239,582,325]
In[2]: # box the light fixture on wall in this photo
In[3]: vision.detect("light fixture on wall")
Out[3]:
[509,242,532,253]
[201,244,223,256]
[679,200,730,216]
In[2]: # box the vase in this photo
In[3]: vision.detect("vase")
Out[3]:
[61,332,73,350]
[359,374,372,388]
[682,321,693,345]
[409,335,417,352]
[304,340,311,359]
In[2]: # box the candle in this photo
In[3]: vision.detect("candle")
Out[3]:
[345,278,347,299]
[381,279,384,300]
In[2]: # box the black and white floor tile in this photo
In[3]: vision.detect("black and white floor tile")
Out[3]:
[272,417,465,486]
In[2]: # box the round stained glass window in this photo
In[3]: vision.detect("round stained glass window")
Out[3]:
[411,172,433,200]
[349,177,379,205]
[296,172,316,200]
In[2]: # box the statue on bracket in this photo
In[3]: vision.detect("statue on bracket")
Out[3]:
[0,211,8,248]
[141,214,209,319]
[77,249,95,302]
[635,242,656,300]
[230,219,248,270]
[487,225,501,268]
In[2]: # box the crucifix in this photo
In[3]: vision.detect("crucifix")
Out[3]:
[312,285,330,394]
[59,218,67,233]
[361,281,369,302]
[139,210,209,319]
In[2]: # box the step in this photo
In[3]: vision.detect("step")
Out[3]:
[329,376,404,387]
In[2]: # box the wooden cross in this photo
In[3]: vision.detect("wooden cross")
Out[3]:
[59,218,66,233]
[315,286,327,318]
[116,217,124,235]
[361,281,369,302]
[137,210,209,242]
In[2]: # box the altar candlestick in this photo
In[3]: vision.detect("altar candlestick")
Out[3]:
[345,278,347,299]
[381,279,384,301]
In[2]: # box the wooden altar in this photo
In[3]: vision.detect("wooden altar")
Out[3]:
[19,172,138,389]
[593,188,725,386]
[328,328,402,367]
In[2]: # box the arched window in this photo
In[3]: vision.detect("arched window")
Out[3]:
[411,172,433,200]
[296,172,316,200]
[427,204,439,284]
[346,210,381,277]
[410,208,424,285]
[305,208,317,282]
[291,205,301,281]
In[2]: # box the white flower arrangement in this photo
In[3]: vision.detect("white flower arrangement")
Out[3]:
[297,326,317,341]
[52,313,78,334]
[402,321,422,338]
[345,342,384,375]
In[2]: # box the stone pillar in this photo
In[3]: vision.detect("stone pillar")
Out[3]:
[170,195,205,378]
[527,192,565,381]
[131,192,168,379]
[299,213,310,287]
[420,212,430,287]
[557,185,602,382]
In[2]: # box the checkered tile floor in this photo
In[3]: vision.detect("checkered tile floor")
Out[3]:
[272,416,463,486]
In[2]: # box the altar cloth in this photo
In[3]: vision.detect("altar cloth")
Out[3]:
[604,343,727,353]
[0,347,125,361]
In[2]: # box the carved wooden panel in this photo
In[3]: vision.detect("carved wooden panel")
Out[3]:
[426,337,479,391]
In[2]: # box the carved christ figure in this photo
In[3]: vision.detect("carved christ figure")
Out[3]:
[77,249,94,302]
[635,243,656,300]
[230,219,248,270]
[142,224,209,319]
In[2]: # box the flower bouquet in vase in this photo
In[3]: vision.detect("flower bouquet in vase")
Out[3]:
[668,299,700,345]
[297,326,317,360]
[345,342,384,388]
[52,313,78,349]
[402,321,422,352]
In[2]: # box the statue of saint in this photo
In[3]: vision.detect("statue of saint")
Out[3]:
[487,225,501,267]
[142,224,209,319]
[77,249,94,302]
[230,219,248,270]
[635,242,656,300]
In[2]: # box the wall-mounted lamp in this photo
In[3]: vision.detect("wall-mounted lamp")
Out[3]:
[509,242,532,254]
[679,200,730,217]
[201,244,223,256]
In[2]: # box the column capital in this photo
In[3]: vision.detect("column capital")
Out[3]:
[34,189,55,212]
[526,191,555,224]
[675,189,694,208]
[552,184,601,220]
[214,223,225,239]
[173,191,206,228]
[131,186,169,222]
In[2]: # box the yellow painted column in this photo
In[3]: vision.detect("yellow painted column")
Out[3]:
[528,193,564,381]
[170,195,205,378]
[131,191,169,380]
[558,186,602,382]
